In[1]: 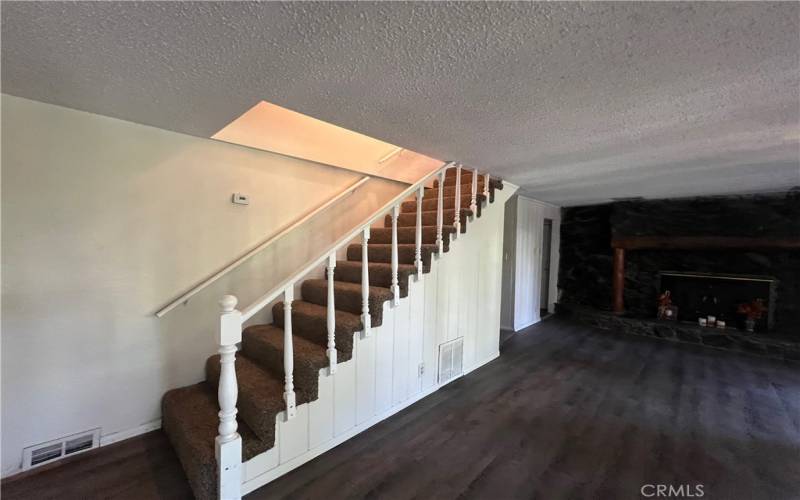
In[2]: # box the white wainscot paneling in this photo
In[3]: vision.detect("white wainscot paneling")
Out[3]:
[507,196,561,332]
[421,260,439,390]
[374,302,395,414]
[279,402,309,464]
[392,297,411,405]
[355,327,377,425]
[333,348,357,436]
[407,277,426,397]
[308,369,334,449]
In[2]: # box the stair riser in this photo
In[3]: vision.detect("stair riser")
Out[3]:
[433,177,494,189]
[346,244,436,271]
[329,264,415,298]
[162,384,269,500]
[368,226,454,250]
[240,331,322,404]
[272,303,357,362]
[444,168,486,182]
[206,355,284,444]
[301,281,390,326]
[385,208,471,230]
[430,184,498,200]
[400,195,484,214]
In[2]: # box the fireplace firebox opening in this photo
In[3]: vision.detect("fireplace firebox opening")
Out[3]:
[658,272,776,333]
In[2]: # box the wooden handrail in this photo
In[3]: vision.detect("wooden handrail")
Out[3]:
[155,176,371,317]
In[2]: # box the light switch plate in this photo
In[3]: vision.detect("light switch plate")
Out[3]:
[232,193,249,205]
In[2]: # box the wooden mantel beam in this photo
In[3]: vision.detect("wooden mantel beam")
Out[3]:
[612,248,625,315]
[611,236,800,251]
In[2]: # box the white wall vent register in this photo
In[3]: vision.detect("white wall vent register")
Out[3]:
[438,337,464,384]
[22,428,100,470]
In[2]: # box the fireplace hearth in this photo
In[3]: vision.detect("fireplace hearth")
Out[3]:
[658,272,776,332]
[556,303,800,362]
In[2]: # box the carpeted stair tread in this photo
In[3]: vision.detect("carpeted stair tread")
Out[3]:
[205,353,285,444]
[272,301,358,362]
[400,194,486,216]
[428,179,502,201]
[443,169,485,181]
[329,260,417,298]
[385,208,472,232]
[241,324,328,403]
[162,382,269,500]
[434,176,501,189]
[347,243,439,272]
[301,279,393,327]
[368,226,456,252]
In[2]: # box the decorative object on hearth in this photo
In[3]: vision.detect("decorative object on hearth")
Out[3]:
[737,298,767,332]
[716,320,726,329]
[698,317,707,327]
[699,291,719,326]
[657,290,678,320]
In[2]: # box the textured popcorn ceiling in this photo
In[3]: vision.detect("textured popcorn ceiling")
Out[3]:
[2,2,798,205]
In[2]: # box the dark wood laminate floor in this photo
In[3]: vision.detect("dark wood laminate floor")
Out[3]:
[4,318,799,500]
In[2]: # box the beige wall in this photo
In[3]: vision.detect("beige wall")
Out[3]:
[0,95,405,476]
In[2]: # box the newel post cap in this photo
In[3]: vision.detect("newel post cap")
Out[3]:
[219,295,242,346]
[220,295,238,313]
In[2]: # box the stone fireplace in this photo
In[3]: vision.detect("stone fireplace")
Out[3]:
[556,191,800,361]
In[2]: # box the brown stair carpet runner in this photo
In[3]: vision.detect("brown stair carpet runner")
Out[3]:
[161,174,501,499]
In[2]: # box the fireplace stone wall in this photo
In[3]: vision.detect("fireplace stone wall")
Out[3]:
[558,190,800,336]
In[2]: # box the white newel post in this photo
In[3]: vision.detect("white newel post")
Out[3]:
[216,295,242,500]
[390,205,400,306]
[326,253,337,375]
[361,227,372,337]
[483,172,490,199]
[283,287,297,420]
[453,164,462,238]
[435,170,445,255]
[415,185,424,276]
[470,168,478,214]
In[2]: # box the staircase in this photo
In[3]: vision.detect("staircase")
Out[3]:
[161,164,506,499]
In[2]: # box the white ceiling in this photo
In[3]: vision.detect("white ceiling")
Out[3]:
[2,2,798,205]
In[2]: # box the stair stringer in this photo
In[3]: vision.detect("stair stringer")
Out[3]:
[241,184,516,494]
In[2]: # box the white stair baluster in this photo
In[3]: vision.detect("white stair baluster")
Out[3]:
[415,185,424,276]
[483,172,490,199]
[361,227,372,337]
[283,287,297,420]
[216,295,242,500]
[436,170,445,255]
[326,253,337,375]
[390,205,400,306]
[470,168,478,214]
[453,164,462,238]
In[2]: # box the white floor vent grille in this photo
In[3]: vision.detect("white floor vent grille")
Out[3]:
[22,428,100,470]
[438,337,464,384]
